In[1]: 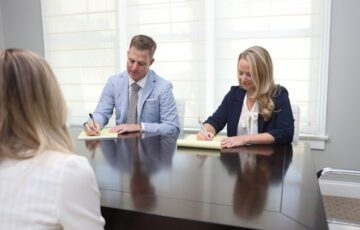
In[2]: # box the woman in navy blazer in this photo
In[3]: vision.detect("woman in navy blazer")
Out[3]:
[197,46,294,148]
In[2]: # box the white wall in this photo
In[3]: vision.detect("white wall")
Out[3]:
[312,0,360,173]
[0,0,5,48]
[1,0,360,174]
[0,0,44,55]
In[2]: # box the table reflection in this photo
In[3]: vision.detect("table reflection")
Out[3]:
[85,133,178,210]
[220,145,293,219]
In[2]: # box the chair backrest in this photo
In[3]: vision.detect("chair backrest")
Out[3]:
[291,104,300,143]
[176,99,186,134]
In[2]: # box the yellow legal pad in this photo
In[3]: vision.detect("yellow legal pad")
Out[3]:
[77,128,118,140]
[176,134,226,150]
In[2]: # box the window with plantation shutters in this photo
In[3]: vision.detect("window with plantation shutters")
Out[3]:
[41,0,330,148]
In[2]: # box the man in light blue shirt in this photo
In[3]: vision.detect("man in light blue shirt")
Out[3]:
[83,35,179,135]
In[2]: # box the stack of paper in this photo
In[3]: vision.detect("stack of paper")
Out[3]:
[77,128,118,140]
[176,134,226,150]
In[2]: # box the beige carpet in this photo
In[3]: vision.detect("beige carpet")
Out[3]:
[322,195,360,225]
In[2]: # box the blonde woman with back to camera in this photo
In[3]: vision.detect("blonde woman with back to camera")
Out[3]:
[0,49,105,229]
[197,46,294,147]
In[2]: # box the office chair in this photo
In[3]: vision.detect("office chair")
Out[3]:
[317,167,360,227]
[317,167,360,180]
[291,104,300,144]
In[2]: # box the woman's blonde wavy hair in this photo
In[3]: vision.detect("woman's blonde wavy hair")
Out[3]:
[0,49,74,159]
[238,46,279,121]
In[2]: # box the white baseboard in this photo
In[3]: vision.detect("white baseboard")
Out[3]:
[319,180,360,199]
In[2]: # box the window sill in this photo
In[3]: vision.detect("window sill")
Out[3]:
[299,135,329,150]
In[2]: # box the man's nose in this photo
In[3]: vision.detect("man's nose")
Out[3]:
[130,63,138,71]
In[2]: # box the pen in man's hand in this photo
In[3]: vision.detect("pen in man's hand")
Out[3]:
[88,113,99,135]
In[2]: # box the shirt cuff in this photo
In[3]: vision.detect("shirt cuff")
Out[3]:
[141,122,145,132]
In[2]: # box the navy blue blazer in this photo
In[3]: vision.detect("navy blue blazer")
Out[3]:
[205,86,294,144]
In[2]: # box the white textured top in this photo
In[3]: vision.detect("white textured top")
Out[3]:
[0,150,105,230]
[237,93,259,135]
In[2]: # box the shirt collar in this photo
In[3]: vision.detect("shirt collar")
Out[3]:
[128,72,149,89]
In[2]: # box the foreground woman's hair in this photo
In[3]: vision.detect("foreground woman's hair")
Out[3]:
[0,48,73,159]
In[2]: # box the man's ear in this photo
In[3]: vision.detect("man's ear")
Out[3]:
[150,58,155,66]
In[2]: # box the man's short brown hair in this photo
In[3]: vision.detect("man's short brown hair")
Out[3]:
[129,35,157,58]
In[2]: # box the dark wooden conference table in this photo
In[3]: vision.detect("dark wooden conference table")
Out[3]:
[71,127,328,230]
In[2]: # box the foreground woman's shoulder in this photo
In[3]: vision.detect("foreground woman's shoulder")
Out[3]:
[40,150,91,172]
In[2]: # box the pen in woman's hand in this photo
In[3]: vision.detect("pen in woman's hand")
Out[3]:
[198,117,211,139]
